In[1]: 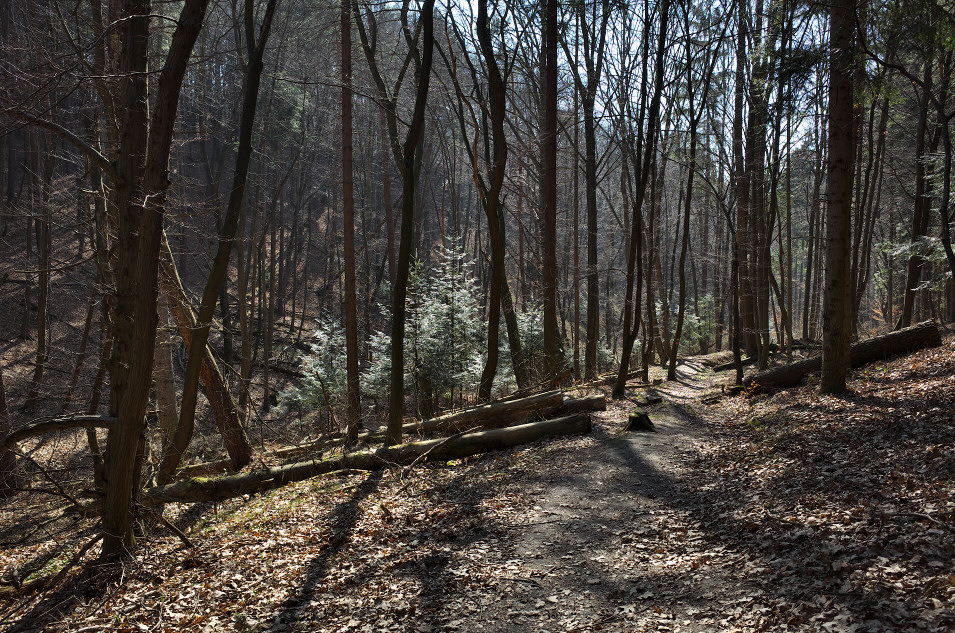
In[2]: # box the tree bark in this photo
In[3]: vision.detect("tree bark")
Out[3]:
[820,0,856,394]
[342,0,362,443]
[100,0,212,560]
[0,371,18,497]
[541,0,562,385]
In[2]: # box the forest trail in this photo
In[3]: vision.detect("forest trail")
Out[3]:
[4,345,953,633]
[462,361,764,632]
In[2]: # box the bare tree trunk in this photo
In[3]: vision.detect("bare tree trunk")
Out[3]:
[541,0,562,385]
[153,298,179,448]
[821,0,856,394]
[900,60,934,329]
[572,32,581,382]
[733,0,759,358]
[24,136,54,414]
[157,0,277,484]
[341,0,362,442]
[476,0,526,399]
[101,0,212,561]
[0,371,18,497]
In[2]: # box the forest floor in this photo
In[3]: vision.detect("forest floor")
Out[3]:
[2,338,955,632]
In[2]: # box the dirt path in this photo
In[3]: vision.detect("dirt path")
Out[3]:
[449,361,764,632]
[7,348,952,633]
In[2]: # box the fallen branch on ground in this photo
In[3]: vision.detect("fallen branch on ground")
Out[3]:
[145,414,592,505]
[173,392,605,480]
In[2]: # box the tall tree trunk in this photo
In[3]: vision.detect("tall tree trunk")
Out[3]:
[383,0,436,446]
[476,0,526,399]
[0,371,18,498]
[821,0,856,394]
[156,0,276,484]
[541,0,562,385]
[900,61,934,329]
[733,0,759,358]
[101,0,212,560]
[572,30,581,383]
[24,135,54,414]
[342,0,362,442]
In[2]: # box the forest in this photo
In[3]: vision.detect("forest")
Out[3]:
[0,0,954,631]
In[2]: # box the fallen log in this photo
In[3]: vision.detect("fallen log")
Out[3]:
[557,394,607,415]
[713,356,757,372]
[406,392,605,435]
[405,390,564,434]
[145,415,592,504]
[601,370,648,385]
[744,320,942,393]
[693,350,735,368]
[173,393,605,480]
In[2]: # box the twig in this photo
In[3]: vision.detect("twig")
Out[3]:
[891,512,952,530]
[153,513,195,548]
[397,428,475,483]
[45,533,104,591]
[15,450,86,511]
[501,576,543,587]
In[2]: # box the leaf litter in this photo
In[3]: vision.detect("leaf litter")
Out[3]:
[1,340,953,632]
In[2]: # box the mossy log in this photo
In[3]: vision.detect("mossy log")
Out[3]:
[743,320,942,394]
[144,414,592,504]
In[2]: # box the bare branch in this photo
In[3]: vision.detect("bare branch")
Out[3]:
[2,111,118,182]
[0,415,118,455]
